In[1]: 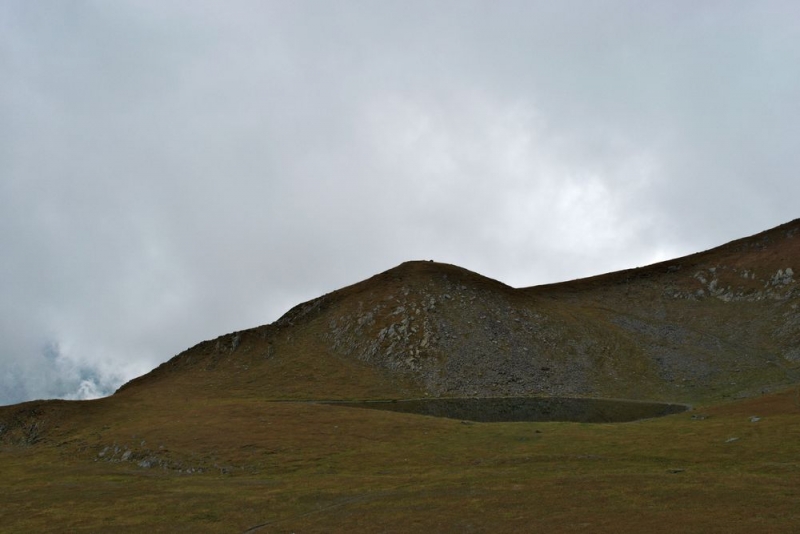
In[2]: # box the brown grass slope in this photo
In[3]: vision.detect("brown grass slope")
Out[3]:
[1,374,800,533]
[116,218,800,406]
[2,219,800,533]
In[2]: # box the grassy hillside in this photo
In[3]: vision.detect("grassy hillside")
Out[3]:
[118,218,800,406]
[1,218,799,532]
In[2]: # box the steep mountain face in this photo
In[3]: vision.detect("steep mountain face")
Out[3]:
[526,219,800,402]
[118,219,800,405]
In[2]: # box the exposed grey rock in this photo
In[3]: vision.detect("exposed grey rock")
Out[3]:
[771,268,795,286]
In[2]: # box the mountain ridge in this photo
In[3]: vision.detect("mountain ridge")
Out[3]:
[3,218,800,533]
[116,218,800,405]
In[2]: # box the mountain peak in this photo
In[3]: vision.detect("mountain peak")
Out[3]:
[117,218,800,405]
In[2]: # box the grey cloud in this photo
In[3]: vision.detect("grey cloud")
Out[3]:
[1,1,798,404]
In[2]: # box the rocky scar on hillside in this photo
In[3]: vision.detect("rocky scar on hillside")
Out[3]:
[314,221,800,402]
[110,218,800,405]
[323,275,602,397]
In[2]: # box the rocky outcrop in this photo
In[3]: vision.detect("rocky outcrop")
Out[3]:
[113,218,800,405]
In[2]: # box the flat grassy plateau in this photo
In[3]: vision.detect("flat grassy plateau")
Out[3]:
[2,387,799,533]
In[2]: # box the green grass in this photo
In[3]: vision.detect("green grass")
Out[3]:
[3,387,800,533]
[3,221,799,532]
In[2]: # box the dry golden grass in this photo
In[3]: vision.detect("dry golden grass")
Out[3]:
[2,386,800,533]
[3,219,799,532]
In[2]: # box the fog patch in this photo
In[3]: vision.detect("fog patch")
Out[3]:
[0,341,124,405]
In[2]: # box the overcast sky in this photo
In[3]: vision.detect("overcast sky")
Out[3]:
[2,1,798,405]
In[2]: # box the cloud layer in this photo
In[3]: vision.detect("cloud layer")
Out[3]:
[2,1,799,404]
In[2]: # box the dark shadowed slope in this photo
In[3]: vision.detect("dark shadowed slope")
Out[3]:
[116,218,800,406]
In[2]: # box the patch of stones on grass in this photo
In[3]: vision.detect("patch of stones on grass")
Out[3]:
[94,443,209,474]
[97,443,171,469]
[670,265,796,302]
[92,441,263,476]
[0,408,46,446]
[323,273,599,397]
[325,290,440,376]
[610,315,720,386]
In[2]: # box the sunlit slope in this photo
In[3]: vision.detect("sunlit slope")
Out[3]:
[117,218,799,405]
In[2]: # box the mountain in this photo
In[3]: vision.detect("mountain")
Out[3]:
[117,218,800,405]
[2,219,800,533]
